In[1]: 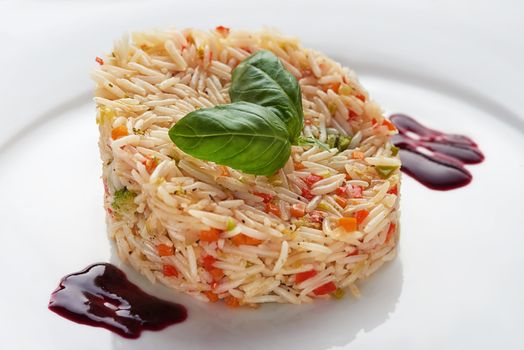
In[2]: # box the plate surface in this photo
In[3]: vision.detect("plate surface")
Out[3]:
[1,1,523,349]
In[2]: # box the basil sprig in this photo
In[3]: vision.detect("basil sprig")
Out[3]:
[169,50,303,176]
[169,102,291,176]
[229,50,303,143]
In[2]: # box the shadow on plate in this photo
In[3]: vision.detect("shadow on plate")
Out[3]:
[110,245,403,350]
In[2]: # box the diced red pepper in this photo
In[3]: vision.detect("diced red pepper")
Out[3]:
[338,217,357,232]
[143,155,158,174]
[294,161,306,170]
[225,296,240,308]
[313,282,337,296]
[209,268,225,281]
[200,228,222,242]
[202,255,216,270]
[231,234,262,246]
[301,188,314,200]
[355,210,369,225]
[356,94,366,102]
[290,203,306,217]
[382,119,397,131]
[163,264,178,277]
[242,235,262,246]
[254,191,273,203]
[185,34,194,44]
[347,249,360,257]
[215,26,230,36]
[111,125,128,140]
[335,196,347,208]
[335,186,347,196]
[204,291,219,303]
[348,110,359,121]
[157,244,174,257]
[95,56,104,65]
[265,202,281,217]
[388,223,396,234]
[387,185,398,195]
[386,223,396,243]
[323,82,340,93]
[371,118,378,126]
[295,269,317,283]
[304,174,323,187]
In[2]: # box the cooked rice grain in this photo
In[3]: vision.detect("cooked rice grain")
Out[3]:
[94,27,400,306]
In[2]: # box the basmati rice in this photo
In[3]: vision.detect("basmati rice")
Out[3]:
[94,27,400,306]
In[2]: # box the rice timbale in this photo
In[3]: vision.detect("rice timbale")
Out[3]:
[93,27,401,306]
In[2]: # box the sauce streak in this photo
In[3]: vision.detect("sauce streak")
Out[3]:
[390,114,484,190]
[48,263,187,339]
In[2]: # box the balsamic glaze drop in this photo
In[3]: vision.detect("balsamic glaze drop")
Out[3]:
[390,114,484,190]
[48,263,187,339]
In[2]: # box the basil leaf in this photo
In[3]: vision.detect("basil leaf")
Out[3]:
[169,102,291,176]
[229,50,303,143]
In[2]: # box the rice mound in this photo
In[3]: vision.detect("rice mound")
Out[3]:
[93,27,401,306]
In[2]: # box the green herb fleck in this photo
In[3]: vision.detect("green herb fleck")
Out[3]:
[133,127,145,135]
[376,165,399,179]
[319,203,331,212]
[226,218,236,231]
[111,187,137,215]
[337,135,352,152]
[326,134,337,149]
[332,288,345,299]
[327,101,337,115]
[391,145,399,156]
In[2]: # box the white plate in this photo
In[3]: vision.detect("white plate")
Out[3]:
[1,1,523,349]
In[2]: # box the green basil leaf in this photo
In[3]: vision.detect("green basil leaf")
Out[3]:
[169,102,291,176]
[229,50,303,142]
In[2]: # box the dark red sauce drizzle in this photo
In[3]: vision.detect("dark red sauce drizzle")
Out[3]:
[48,263,187,339]
[390,114,484,190]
